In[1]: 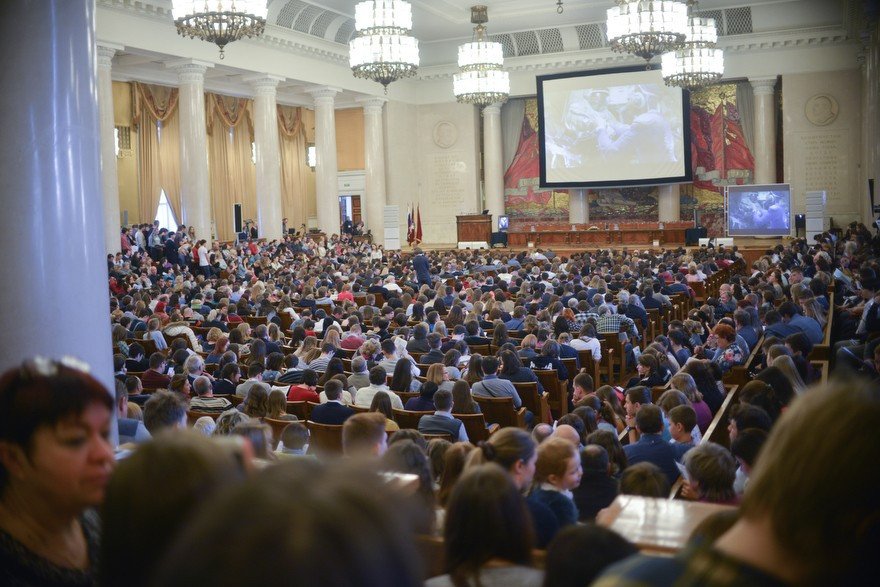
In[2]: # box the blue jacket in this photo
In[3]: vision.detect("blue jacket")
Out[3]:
[787,315,824,344]
[309,402,355,426]
[624,433,681,485]
[413,254,431,284]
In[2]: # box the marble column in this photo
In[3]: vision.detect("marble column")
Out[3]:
[750,77,778,185]
[169,59,213,244]
[658,184,681,222]
[357,96,388,238]
[569,189,590,224]
[0,0,117,426]
[482,103,505,230]
[308,87,341,236]
[97,43,124,254]
[248,74,285,241]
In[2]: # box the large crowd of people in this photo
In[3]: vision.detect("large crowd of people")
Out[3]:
[1,219,879,586]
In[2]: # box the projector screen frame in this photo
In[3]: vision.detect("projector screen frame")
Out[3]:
[537,65,693,189]
[725,183,793,238]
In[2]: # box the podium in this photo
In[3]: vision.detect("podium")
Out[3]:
[456,214,491,244]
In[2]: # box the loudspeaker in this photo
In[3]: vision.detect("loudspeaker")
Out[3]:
[233,203,243,233]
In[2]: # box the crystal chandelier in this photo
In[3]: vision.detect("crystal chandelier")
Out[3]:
[171,1,267,59]
[349,1,420,92]
[606,0,689,62]
[453,6,510,107]
[661,3,724,89]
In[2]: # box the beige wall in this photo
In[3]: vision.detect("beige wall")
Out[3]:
[335,108,365,171]
[782,69,862,228]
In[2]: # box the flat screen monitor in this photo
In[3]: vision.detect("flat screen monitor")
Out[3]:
[538,66,691,188]
[726,184,792,237]
[498,215,509,231]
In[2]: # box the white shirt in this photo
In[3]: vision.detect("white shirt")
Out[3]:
[569,336,602,362]
[198,245,209,266]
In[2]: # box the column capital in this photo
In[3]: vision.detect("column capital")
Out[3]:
[245,73,285,95]
[481,103,503,116]
[166,59,213,83]
[307,86,342,104]
[750,76,778,95]
[356,96,387,113]
[96,42,124,69]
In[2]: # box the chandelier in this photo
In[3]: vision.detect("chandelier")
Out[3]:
[349,0,420,92]
[661,12,724,89]
[453,6,510,107]
[606,0,689,62]
[171,1,267,59]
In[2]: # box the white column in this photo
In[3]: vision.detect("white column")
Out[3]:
[248,74,285,241]
[308,87,341,237]
[482,103,505,230]
[0,0,116,418]
[169,59,213,244]
[750,77,778,185]
[569,189,589,224]
[97,43,124,254]
[658,184,681,222]
[357,96,388,237]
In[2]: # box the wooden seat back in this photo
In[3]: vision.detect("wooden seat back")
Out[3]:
[473,396,527,428]
[511,381,550,425]
[534,369,568,420]
[305,421,344,455]
[452,412,498,442]
[392,408,434,430]
[186,410,220,426]
[264,417,293,447]
[285,401,312,420]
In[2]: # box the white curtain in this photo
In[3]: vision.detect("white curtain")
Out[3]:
[735,81,755,155]
[501,98,527,173]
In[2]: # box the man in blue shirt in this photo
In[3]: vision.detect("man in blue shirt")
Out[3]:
[623,404,680,485]
[778,301,824,344]
[412,248,432,286]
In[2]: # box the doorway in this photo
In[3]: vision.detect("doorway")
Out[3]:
[339,195,362,227]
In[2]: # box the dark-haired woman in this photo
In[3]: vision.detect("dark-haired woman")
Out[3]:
[0,359,115,587]
[426,464,544,587]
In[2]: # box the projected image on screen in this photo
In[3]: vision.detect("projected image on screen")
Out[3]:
[538,68,690,188]
[726,185,792,237]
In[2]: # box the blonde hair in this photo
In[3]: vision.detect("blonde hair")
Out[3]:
[426,363,446,385]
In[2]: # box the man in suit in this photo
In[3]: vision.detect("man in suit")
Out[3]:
[623,404,680,485]
[463,320,491,346]
[421,333,445,364]
[413,247,432,287]
[418,389,468,442]
[310,380,355,425]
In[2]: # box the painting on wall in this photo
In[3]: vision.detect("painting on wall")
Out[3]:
[504,99,570,226]
[682,83,755,236]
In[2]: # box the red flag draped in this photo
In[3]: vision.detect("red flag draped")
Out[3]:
[415,206,423,244]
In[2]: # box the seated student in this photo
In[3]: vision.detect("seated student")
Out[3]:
[421,333,446,365]
[418,389,469,442]
[427,464,544,587]
[275,355,305,385]
[625,354,665,390]
[778,301,824,345]
[471,356,532,425]
[276,422,311,456]
[623,404,680,486]
[211,363,240,396]
[668,404,697,460]
[342,412,389,458]
[189,375,232,413]
[125,343,150,372]
[463,320,491,345]
[528,341,569,382]
[141,352,172,389]
[115,381,151,444]
[497,349,544,393]
[571,372,594,405]
[543,525,637,587]
[310,380,355,426]
[529,437,582,529]
[143,390,188,435]
[356,366,404,409]
[572,444,618,522]
[235,363,271,399]
[405,380,438,412]
[730,427,768,495]
[619,462,671,498]
[598,381,880,586]
[286,369,320,403]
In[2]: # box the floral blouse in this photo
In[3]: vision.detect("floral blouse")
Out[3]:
[713,343,745,373]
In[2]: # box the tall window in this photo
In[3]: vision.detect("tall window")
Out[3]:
[154,190,179,231]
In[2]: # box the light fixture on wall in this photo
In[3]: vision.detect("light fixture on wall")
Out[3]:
[661,1,723,89]
[307,144,316,169]
[453,6,509,107]
[606,0,689,62]
[171,1,267,59]
[349,1,420,92]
